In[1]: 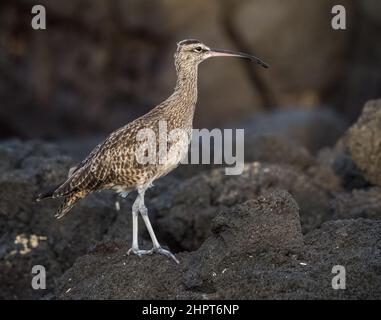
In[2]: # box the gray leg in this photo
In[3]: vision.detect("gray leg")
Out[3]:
[127,193,153,257]
[137,187,179,264]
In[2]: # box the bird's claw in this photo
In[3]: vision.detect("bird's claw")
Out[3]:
[153,247,180,264]
[127,246,179,264]
[127,247,153,257]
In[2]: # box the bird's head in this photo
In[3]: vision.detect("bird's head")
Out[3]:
[174,39,269,70]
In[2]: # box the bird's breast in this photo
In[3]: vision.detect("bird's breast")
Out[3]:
[153,132,190,179]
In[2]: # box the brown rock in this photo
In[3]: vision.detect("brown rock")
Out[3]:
[344,100,381,186]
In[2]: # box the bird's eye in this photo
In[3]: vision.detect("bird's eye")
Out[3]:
[193,46,203,53]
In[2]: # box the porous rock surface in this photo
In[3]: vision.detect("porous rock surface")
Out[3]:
[1,100,381,299]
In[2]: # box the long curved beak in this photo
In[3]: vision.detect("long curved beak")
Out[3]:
[209,49,269,69]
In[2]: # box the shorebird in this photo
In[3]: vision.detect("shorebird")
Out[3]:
[37,39,268,263]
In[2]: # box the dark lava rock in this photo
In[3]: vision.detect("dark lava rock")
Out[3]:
[181,191,304,295]
[315,101,381,192]
[151,161,333,252]
[57,191,381,299]
[0,140,122,299]
[2,99,381,300]
[194,218,381,300]
[331,144,370,190]
[344,99,381,186]
[331,187,381,220]
[57,190,303,299]
[313,139,369,192]
[302,219,381,300]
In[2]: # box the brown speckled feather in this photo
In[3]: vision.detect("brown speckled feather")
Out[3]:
[39,40,207,217]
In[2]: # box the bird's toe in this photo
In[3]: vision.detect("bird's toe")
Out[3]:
[127,247,153,257]
[153,247,180,264]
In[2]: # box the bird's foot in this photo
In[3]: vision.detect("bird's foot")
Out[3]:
[153,246,179,264]
[127,247,153,257]
[127,246,179,264]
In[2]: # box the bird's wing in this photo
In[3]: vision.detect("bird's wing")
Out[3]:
[53,127,128,198]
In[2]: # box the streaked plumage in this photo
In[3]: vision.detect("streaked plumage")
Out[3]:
[37,39,268,263]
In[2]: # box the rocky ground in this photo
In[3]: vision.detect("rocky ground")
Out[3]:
[1,101,381,299]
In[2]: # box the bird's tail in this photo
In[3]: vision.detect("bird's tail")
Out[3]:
[55,190,88,219]
[36,185,59,202]
[35,165,80,202]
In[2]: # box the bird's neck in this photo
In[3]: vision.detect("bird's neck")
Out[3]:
[173,65,198,107]
[155,64,199,128]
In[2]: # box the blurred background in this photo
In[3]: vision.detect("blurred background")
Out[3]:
[0,0,380,144]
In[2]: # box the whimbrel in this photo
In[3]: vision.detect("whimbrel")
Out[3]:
[37,39,268,263]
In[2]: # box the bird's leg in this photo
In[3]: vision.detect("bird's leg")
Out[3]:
[127,194,153,257]
[137,187,179,264]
